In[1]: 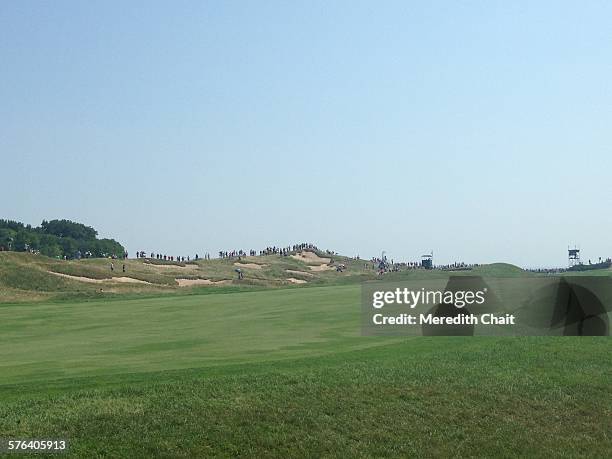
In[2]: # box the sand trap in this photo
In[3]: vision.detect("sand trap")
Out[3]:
[286,278,307,284]
[285,269,314,277]
[308,264,334,272]
[112,277,152,284]
[175,278,231,287]
[143,262,196,270]
[49,272,106,283]
[234,262,266,270]
[291,251,331,264]
[48,272,151,284]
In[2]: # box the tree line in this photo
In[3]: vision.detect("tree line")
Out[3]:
[0,219,125,259]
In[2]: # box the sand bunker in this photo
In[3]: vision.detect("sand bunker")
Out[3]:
[308,264,334,272]
[49,272,106,283]
[291,251,331,264]
[111,277,152,284]
[291,251,331,263]
[285,269,314,277]
[175,278,231,287]
[291,251,333,272]
[286,278,307,284]
[144,262,196,270]
[49,272,151,284]
[234,262,266,270]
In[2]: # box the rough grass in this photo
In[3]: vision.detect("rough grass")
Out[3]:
[0,339,609,457]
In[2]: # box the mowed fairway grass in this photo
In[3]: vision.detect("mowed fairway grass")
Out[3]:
[0,285,610,457]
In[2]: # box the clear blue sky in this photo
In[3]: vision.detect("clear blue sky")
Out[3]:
[1,1,610,267]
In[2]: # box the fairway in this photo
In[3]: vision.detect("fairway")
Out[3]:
[1,285,610,457]
[0,285,396,385]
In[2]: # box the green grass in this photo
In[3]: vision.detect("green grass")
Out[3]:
[0,284,610,457]
[0,285,383,385]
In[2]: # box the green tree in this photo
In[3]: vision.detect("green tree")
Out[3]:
[12,230,28,251]
[0,228,16,250]
[41,219,97,240]
[0,219,125,259]
[38,234,62,258]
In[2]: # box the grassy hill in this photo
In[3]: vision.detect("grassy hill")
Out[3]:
[0,251,541,304]
[0,251,371,303]
[472,262,529,277]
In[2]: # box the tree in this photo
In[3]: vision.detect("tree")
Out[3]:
[0,219,24,232]
[40,219,97,240]
[0,228,15,250]
[93,239,124,258]
[38,234,62,258]
[12,230,28,251]
[0,219,124,259]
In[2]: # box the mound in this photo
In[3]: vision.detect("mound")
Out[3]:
[472,263,526,276]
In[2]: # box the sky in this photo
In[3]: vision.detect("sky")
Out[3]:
[1,1,611,268]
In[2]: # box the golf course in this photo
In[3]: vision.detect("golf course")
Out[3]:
[1,252,610,457]
[3,1,611,456]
